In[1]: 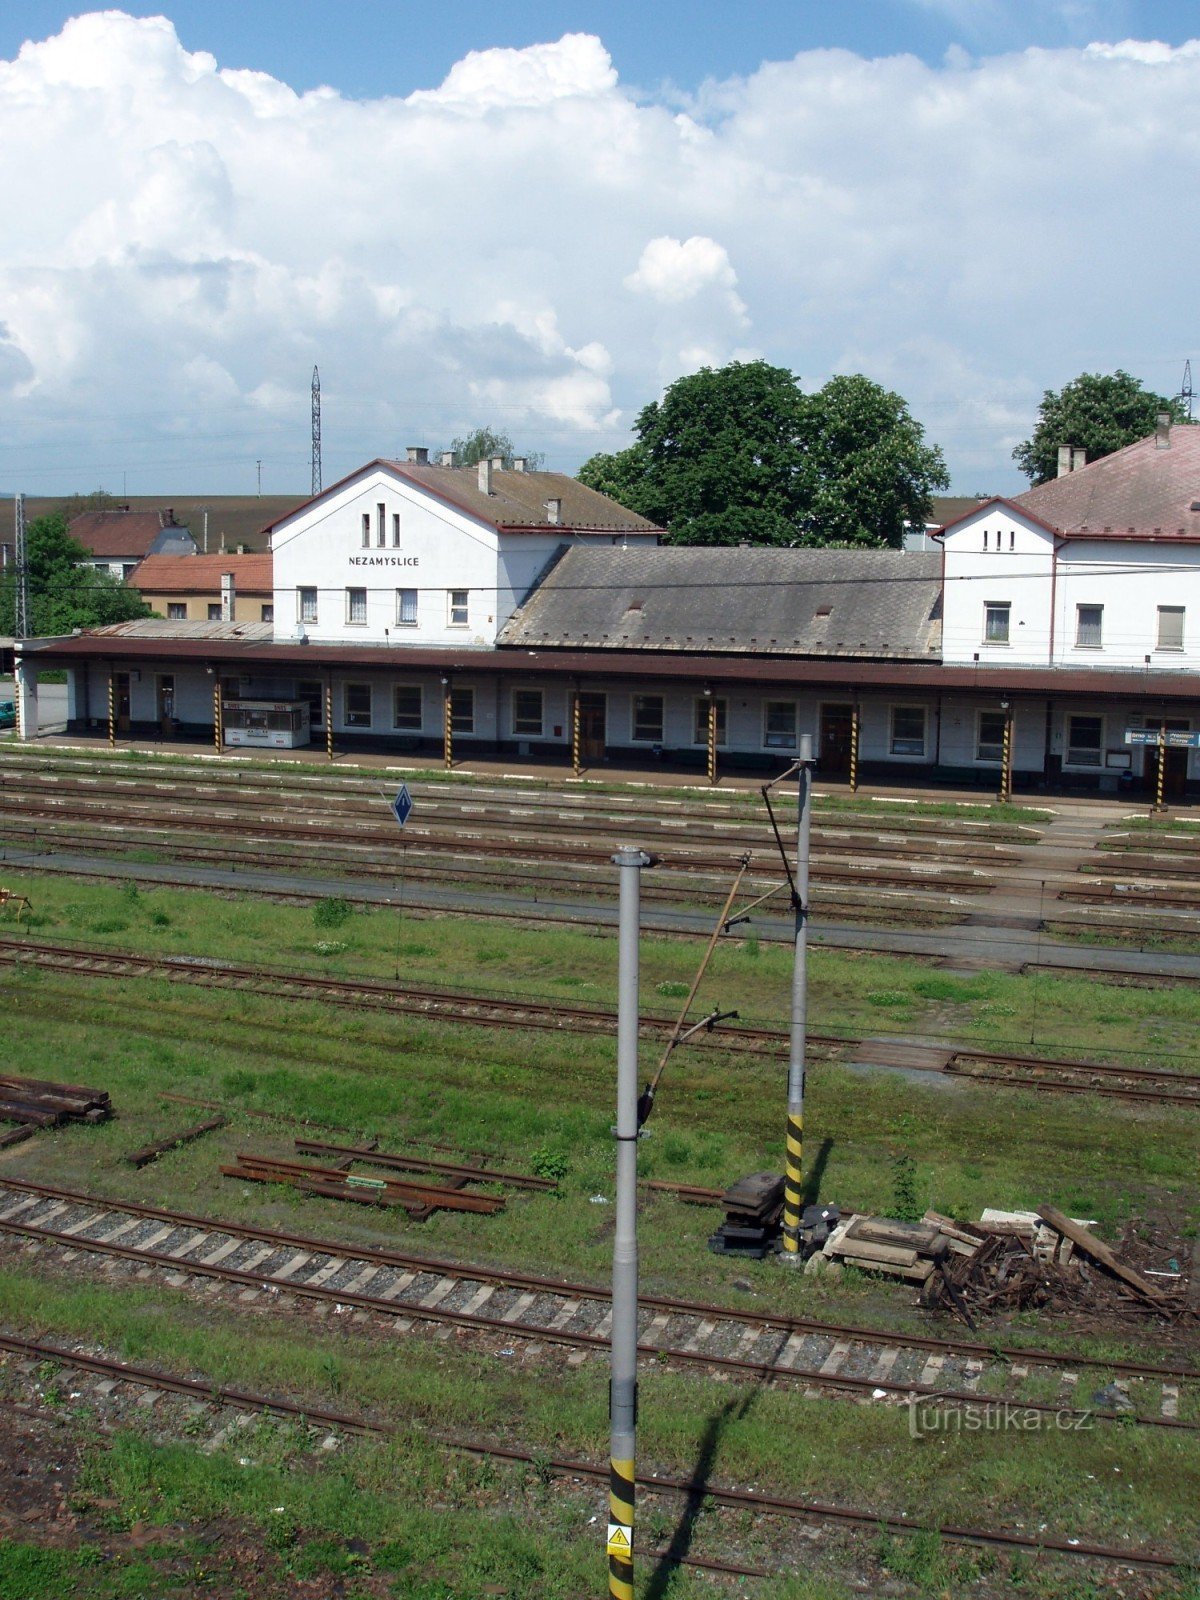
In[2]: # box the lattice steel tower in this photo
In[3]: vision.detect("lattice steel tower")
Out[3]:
[311,366,322,495]
[13,493,29,639]
[1180,359,1194,422]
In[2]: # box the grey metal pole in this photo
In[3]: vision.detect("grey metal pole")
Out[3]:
[608,845,650,1600]
[781,733,814,1256]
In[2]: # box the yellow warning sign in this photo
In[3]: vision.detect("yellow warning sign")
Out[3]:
[606,1523,632,1557]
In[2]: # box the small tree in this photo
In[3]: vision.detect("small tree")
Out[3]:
[1013,370,1187,485]
[443,427,544,470]
[0,514,151,638]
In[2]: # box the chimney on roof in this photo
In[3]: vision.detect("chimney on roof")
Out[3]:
[545,497,562,526]
[1157,412,1172,448]
[406,446,429,464]
[440,450,456,468]
[490,454,505,474]
[1057,446,1073,477]
[221,571,235,623]
[512,456,527,473]
[478,457,493,495]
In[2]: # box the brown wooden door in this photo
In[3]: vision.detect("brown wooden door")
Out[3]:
[579,693,606,761]
[820,703,853,775]
[157,674,176,732]
[114,672,131,732]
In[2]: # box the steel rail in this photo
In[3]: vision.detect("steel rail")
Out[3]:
[1,1329,1176,1576]
[4,935,1199,1103]
[0,1210,1191,1432]
[0,1177,1193,1385]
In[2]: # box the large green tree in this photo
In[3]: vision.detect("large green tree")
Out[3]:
[1012,370,1188,485]
[578,360,947,547]
[0,514,151,638]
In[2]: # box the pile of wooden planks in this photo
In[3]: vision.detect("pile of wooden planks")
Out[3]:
[0,1072,112,1148]
[707,1172,787,1258]
[223,1151,507,1220]
[810,1213,960,1283]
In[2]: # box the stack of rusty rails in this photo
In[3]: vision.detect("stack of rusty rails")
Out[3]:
[0,1072,112,1148]
[223,1151,506,1220]
[292,1137,556,1192]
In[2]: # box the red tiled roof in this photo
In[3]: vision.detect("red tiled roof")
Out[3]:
[130,553,273,596]
[1015,423,1200,539]
[68,509,184,558]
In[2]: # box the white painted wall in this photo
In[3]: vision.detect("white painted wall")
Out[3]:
[1053,540,1200,669]
[940,504,1056,667]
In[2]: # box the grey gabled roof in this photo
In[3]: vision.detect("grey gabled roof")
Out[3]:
[499,546,943,659]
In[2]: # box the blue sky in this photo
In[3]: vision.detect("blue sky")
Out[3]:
[2,1,1195,100]
[0,6,1197,496]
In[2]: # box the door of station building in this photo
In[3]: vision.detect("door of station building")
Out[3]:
[819,703,854,776]
[156,674,176,734]
[578,692,606,761]
[1145,718,1190,799]
[114,672,131,733]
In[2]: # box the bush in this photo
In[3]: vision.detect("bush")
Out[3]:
[312,898,352,930]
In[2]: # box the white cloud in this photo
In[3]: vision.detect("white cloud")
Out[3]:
[0,12,1198,493]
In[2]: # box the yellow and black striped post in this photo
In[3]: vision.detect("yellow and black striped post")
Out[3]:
[998,705,1014,804]
[706,693,718,786]
[849,702,860,793]
[607,1457,635,1599]
[213,679,222,754]
[443,680,453,770]
[572,690,582,776]
[107,672,115,749]
[781,734,814,1256]
[324,681,334,762]
[1155,725,1167,812]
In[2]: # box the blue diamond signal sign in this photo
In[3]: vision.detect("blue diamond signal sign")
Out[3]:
[390,783,413,829]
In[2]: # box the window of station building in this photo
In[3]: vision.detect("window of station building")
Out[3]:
[346,587,368,625]
[1066,714,1103,767]
[512,688,544,737]
[207,603,222,620]
[976,710,1006,763]
[361,513,371,549]
[448,589,469,627]
[890,705,926,757]
[1075,604,1103,648]
[396,588,418,626]
[393,685,422,731]
[631,694,664,743]
[298,587,318,624]
[692,697,727,746]
[167,602,186,620]
[764,701,797,749]
[983,601,1011,644]
[344,683,372,728]
[376,502,386,547]
[297,680,324,727]
[1158,606,1185,651]
[392,512,401,548]
[450,687,475,734]
[261,603,273,623]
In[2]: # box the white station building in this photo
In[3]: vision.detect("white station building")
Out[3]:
[15,424,1200,795]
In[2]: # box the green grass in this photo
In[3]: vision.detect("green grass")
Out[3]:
[1,1267,1197,1593]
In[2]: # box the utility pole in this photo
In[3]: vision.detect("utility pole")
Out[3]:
[781,733,814,1257]
[608,846,653,1599]
[13,493,28,640]
[311,366,322,496]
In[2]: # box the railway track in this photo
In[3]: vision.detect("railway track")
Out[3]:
[4,935,1199,1105]
[0,1177,1193,1434]
[0,1327,1183,1579]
